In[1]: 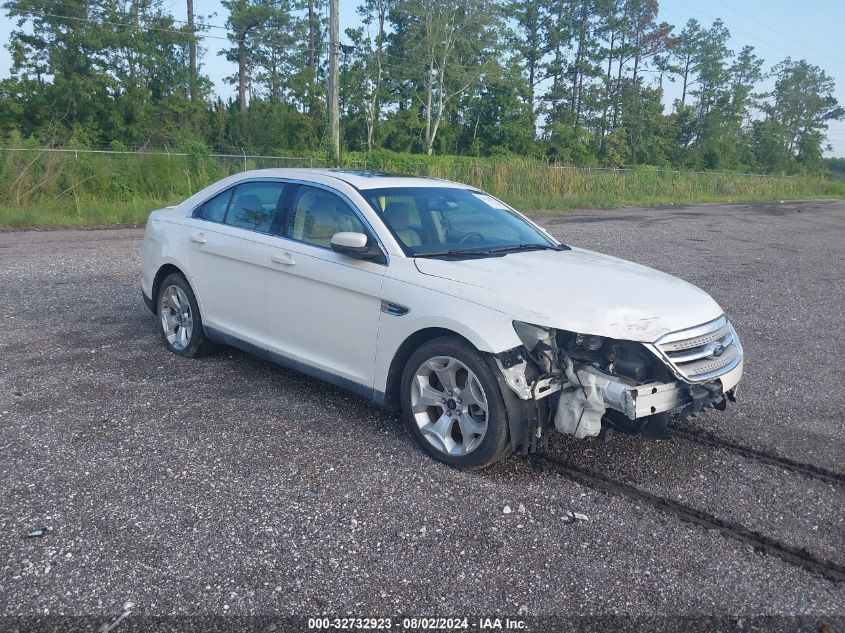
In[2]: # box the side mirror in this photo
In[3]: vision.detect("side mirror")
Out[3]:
[330,232,385,264]
[330,231,369,253]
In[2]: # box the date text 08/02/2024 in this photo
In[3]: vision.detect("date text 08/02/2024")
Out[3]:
[307,617,527,630]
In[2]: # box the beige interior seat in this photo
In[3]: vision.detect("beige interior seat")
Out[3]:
[385,202,421,247]
[229,194,271,232]
[334,204,365,234]
[302,195,340,247]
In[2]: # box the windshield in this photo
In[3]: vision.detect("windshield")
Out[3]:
[362,187,561,257]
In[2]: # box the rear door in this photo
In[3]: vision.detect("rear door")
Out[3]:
[185,180,289,344]
[265,184,387,391]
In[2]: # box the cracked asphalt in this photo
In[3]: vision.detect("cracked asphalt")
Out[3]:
[1,199,844,629]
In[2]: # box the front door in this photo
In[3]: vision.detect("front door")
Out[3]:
[265,185,386,392]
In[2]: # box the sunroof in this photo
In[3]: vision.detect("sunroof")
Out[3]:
[329,169,438,180]
[329,169,397,177]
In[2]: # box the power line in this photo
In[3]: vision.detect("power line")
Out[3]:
[16,9,230,40]
[20,0,510,78]
[25,0,308,35]
[18,1,338,55]
[712,0,845,66]
[26,0,233,32]
[16,9,323,52]
[668,0,839,65]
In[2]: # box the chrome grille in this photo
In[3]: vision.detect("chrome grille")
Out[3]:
[650,316,742,382]
[659,321,730,352]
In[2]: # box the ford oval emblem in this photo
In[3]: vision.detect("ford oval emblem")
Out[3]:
[711,343,725,358]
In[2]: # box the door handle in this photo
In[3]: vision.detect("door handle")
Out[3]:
[271,252,296,266]
[189,233,207,244]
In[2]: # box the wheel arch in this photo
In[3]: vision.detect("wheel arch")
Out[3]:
[381,327,476,410]
[383,325,533,461]
[151,263,192,315]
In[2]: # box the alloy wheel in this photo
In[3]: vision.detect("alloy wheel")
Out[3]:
[410,356,489,456]
[159,284,193,351]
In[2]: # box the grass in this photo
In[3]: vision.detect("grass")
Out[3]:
[413,161,845,212]
[0,198,171,229]
[1,147,842,228]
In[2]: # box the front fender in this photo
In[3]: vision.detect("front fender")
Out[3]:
[373,273,521,396]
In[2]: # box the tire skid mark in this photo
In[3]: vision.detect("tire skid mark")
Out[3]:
[671,427,845,487]
[531,454,845,584]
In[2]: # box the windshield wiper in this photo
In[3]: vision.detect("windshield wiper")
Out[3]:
[413,247,500,259]
[485,243,566,254]
[414,243,566,259]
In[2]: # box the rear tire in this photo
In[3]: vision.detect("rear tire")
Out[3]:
[156,273,214,358]
[400,336,511,470]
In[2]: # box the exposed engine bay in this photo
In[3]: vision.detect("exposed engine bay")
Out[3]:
[494,320,741,453]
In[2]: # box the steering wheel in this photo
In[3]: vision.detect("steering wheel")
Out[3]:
[459,231,484,244]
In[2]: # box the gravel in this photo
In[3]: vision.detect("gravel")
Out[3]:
[1,200,844,622]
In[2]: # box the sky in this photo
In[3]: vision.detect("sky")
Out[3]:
[1,0,844,156]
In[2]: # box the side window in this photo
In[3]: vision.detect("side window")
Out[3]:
[286,186,366,248]
[224,181,287,233]
[198,188,233,223]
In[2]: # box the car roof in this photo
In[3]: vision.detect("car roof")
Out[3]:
[234,168,471,191]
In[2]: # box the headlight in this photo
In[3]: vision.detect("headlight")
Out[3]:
[575,333,604,351]
[512,321,552,351]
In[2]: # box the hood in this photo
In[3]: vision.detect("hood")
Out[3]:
[413,247,723,342]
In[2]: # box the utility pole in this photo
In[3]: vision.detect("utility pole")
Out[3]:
[307,0,316,113]
[328,0,340,164]
[187,0,196,101]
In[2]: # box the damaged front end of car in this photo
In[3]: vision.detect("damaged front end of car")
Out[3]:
[494,316,743,453]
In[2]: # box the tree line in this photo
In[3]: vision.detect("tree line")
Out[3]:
[1,0,843,173]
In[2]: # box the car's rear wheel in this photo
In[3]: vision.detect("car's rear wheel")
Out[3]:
[400,336,511,470]
[156,273,213,357]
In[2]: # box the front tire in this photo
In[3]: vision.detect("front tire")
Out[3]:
[400,336,511,470]
[156,273,214,358]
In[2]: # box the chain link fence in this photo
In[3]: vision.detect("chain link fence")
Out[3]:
[1,146,832,223]
[0,146,361,210]
[0,146,370,171]
[0,145,795,177]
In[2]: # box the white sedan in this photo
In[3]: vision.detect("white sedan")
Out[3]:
[141,169,743,469]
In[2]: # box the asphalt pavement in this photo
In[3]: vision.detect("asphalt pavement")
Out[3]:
[1,199,843,630]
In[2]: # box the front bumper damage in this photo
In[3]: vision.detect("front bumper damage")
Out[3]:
[566,359,742,433]
[550,357,742,440]
[581,359,741,420]
[494,329,743,451]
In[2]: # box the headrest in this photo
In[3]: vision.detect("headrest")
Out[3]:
[334,204,363,233]
[306,200,338,239]
[234,194,262,211]
[385,202,410,231]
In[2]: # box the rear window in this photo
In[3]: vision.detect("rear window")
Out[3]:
[224,181,287,233]
[199,189,233,223]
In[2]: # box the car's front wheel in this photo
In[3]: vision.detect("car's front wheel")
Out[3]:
[400,336,511,470]
[156,272,214,357]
